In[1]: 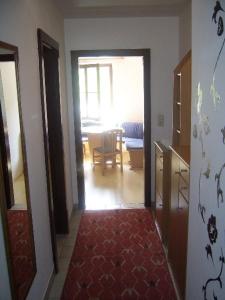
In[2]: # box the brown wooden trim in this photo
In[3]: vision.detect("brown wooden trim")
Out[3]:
[37,30,59,51]
[174,50,191,74]
[143,49,151,207]
[73,49,150,58]
[71,53,85,209]
[71,49,151,209]
[37,28,69,272]
[37,29,59,272]
[0,41,37,299]
[0,54,15,62]
[0,41,17,53]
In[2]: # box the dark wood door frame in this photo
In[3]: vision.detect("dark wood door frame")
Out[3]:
[71,49,151,209]
[37,29,69,272]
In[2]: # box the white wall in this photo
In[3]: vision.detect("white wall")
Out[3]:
[113,57,144,123]
[0,0,73,299]
[179,0,192,59]
[186,1,225,299]
[64,17,179,202]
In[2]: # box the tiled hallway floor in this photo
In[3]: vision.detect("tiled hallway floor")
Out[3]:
[47,210,82,300]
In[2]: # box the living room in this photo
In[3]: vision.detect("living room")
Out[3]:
[79,55,145,209]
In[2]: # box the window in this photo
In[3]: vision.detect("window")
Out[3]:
[79,64,112,120]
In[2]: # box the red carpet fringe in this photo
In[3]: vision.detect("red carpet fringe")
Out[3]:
[61,209,176,300]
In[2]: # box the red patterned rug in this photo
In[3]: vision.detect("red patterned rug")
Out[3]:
[7,210,36,300]
[61,209,177,300]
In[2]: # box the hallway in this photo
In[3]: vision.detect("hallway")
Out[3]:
[47,209,178,300]
[0,0,196,299]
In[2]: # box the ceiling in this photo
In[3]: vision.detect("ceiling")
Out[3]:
[54,0,188,18]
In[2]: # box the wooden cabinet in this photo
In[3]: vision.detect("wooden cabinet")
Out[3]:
[153,51,191,299]
[173,51,191,147]
[154,141,171,247]
[168,147,190,299]
[170,51,191,298]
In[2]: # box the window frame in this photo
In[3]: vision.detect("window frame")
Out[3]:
[79,63,113,120]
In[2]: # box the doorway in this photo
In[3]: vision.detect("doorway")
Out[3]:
[71,49,151,209]
[37,29,69,272]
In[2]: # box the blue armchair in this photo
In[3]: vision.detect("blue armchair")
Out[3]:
[121,122,144,149]
[121,122,144,169]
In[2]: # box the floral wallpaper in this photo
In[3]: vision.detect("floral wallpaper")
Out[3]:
[187,1,225,299]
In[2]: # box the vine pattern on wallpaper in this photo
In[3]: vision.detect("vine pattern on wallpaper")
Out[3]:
[196,2,225,299]
[215,164,225,207]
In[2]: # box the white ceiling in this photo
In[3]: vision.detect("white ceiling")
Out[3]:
[54,0,188,18]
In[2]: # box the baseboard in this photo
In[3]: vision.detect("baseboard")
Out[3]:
[43,269,55,300]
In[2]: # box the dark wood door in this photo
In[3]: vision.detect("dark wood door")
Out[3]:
[43,46,69,234]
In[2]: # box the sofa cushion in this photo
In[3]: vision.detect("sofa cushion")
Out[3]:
[122,122,143,139]
[126,139,143,150]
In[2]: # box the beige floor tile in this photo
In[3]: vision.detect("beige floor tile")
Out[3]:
[48,272,67,298]
[56,243,63,257]
[63,237,77,247]
[69,228,79,238]
[58,257,70,272]
[70,215,81,232]
[59,245,74,259]
[56,235,67,256]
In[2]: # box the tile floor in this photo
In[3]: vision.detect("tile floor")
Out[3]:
[47,209,82,300]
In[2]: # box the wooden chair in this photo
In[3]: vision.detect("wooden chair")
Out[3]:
[92,129,123,175]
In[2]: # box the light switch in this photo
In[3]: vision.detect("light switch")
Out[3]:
[158,114,164,127]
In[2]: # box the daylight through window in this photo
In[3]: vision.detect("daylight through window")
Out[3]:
[79,64,113,120]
